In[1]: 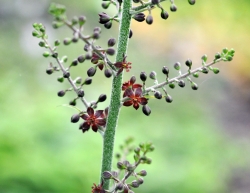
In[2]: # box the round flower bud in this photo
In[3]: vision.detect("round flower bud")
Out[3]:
[185,59,192,68]
[85,53,92,60]
[149,71,157,80]
[188,0,196,5]
[140,72,147,82]
[69,100,76,106]
[101,2,110,9]
[137,170,147,176]
[134,147,140,154]
[178,80,185,88]
[201,54,207,62]
[193,72,199,78]
[146,15,153,25]
[162,66,169,75]
[71,59,78,66]
[98,94,107,102]
[222,48,228,54]
[154,91,162,99]
[117,161,125,170]
[214,52,221,60]
[46,68,53,75]
[142,105,151,116]
[63,71,70,78]
[87,67,97,77]
[32,30,39,37]
[102,171,113,179]
[52,52,58,58]
[78,15,86,26]
[169,83,175,89]
[104,21,112,29]
[71,37,78,43]
[106,48,116,56]
[133,13,145,22]
[107,38,116,47]
[116,183,124,191]
[151,0,160,4]
[165,95,173,103]
[133,0,140,3]
[137,177,144,185]
[170,4,177,12]
[213,68,220,74]
[39,41,45,47]
[131,180,139,188]
[77,89,85,97]
[174,62,181,70]
[84,77,92,85]
[63,38,71,45]
[57,90,65,97]
[77,55,85,63]
[71,16,78,25]
[191,82,198,90]
[92,31,100,39]
[129,29,133,38]
[104,68,112,78]
[71,114,80,123]
[83,44,90,52]
[201,67,209,74]
[57,76,64,83]
[42,51,50,58]
[161,10,169,20]
[93,27,101,33]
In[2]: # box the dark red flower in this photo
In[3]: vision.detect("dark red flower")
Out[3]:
[92,183,105,193]
[123,87,148,110]
[80,107,106,132]
[114,56,132,76]
[91,52,104,70]
[122,76,142,92]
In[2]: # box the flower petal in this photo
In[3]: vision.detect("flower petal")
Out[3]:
[124,88,134,98]
[123,100,133,107]
[139,97,148,105]
[133,102,140,110]
[132,84,142,89]
[87,107,94,116]
[114,62,123,68]
[80,122,90,132]
[81,114,89,120]
[135,87,142,97]
[92,124,98,132]
[95,110,104,118]
[96,118,106,126]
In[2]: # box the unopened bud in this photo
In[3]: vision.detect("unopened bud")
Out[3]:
[71,114,80,123]
[69,100,76,106]
[46,68,53,75]
[98,94,107,102]
[87,67,96,77]
[106,48,115,56]
[102,171,113,179]
[57,90,65,97]
[104,68,112,78]
[154,91,162,99]
[188,0,196,5]
[165,94,173,103]
[170,4,177,12]
[84,77,92,85]
[146,15,153,25]
[174,62,181,70]
[149,71,157,80]
[77,55,85,63]
[161,10,169,20]
[77,89,85,97]
[212,68,220,74]
[140,72,147,82]
[178,80,185,87]
[191,82,198,90]
[169,83,175,89]
[185,59,192,68]
[107,38,116,47]
[63,71,70,78]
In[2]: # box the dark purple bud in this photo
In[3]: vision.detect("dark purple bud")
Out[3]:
[104,68,112,78]
[108,38,116,47]
[201,67,209,74]
[57,90,65,97]
[151,0,160,5]
[133,13,145,22]
[106,48,115,56]
[165,94,173,103]
[87,67,96,77]
[46,68,53,75]
[161,10,169,20]
[98,94,107,102]
[149,71,157,80]
[133,0,140,2]
[188,0,196,5]
[185,59,192,68]
[162,66,169,75]
[77,55,85,63]
[191,82,198,90]
[154,91,162,99]
[71,59,78,66]
[63,71,70,78]
[140,71,147,82]
[146,15,153,25]
[69,100,76,106]
[178,80,185,87]
[102,171,113,179]
[98,12,111,24]
[137,170,147,176]
[142,105,151,116]
[170,4,177,12]
[78,15,86,26]
[131,180,139,188]
[129,29,133,38]
[174,62,181,70]
[104,21,112,29]
[84,77,92,85]
[71,114,80,123]
[85,53,92,60]
[92,32,100,39]
[63,38,71,45]
[77,89,85,97]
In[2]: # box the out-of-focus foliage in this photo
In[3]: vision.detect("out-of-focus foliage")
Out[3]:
[0,0,250,193]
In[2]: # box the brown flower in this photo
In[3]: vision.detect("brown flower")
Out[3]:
[91,183,105,193]
[122,76,142,91]
[114,56,132,76]
[80,107,106,132]
[123,87,148,110]
[91,52,104,70]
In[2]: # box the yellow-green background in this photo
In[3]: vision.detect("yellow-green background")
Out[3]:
[0,0,250,192]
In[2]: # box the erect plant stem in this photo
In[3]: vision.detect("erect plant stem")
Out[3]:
[100,0,132,190]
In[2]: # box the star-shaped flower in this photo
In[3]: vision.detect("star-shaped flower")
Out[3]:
[114,56,132,76]
[91,52,104,70]
[79,107,106,132]
[123,87,148,110]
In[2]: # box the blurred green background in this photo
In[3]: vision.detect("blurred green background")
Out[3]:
[1,0,250,192]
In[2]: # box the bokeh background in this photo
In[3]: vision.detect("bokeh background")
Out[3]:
[1,0,250,192]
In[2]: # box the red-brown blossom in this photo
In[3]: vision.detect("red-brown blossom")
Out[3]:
[91,52,104,70]
[122,76,142,91]
[123,87,148,110]
[114,56,132,76]
[91,183,105,193]
[80,107,106,132]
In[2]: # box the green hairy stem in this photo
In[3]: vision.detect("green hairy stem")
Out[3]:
[101,0,132,189]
